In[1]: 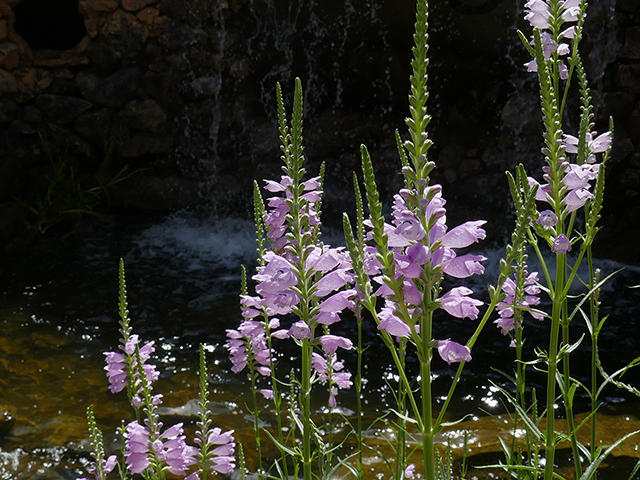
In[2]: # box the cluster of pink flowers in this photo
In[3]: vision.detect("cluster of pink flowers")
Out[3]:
[311,335,354,407]
[365,182,487,364]
[124,420,207,477]
[226,319,275,375]
[104,334,159,397]
[79,455,117,480]
[227,173,356,407]
[528,127,610,253]
[495,271,544,346]
[524,0,582,79]
[194,427,237,475]
[102,327,236,479]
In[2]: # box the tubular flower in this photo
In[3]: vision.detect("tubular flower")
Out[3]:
[528,161,601,219]
[552,234,572,254]
[104,335,159,395]
[437,340,472,365]
[495,272,544,337]
[312,335,353,407]
[365,182,485,363]
[80,455,117,480]
[154,423,198,476]
[193,427,236,474]
[225,319,273,376]
[563,131,611,164]
[124,421,150,474]
[523,0,582,79]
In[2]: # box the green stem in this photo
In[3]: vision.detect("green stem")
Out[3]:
[421,303,435,480]
[302,337,312,480]
[588,245,598,473]
[544,253,566,480]
[561,312,583,478]
[396,341,407,480]
[356,308,364,480]
[250,370,264,479]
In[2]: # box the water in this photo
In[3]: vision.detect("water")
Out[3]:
[1,212,640,479]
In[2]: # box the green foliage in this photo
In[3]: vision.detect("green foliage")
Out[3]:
[22,133,139,233]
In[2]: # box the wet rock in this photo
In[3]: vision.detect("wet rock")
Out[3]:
[0,67,17,95]
[137,6,160,25]
[73,108,112,143]
[0,410,15,436]
[122,99,167,131]
[97,9,148,58]
[122,0,152,12]
[15,68,52,97]
[35,94,93,125]
[77,67,143,108]
[9,119,34,134]
[122,132,173,157]
[0,42,19,70]
[21,104,42,123]
[617,64,640,93]
[32,51,91,68]
[620,26,640,60]
[79,0,119,14]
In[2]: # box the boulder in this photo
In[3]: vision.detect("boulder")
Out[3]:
[77,67,143,108]
[35,94,93,125]
[78,0,119,15]
[0,42,19,70]
[122,0,152,12]
[122,99,167,131]
[122,132,173,157]
[0,67,17,95]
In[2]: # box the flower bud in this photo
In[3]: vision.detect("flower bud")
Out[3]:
[537,209,558,227]
[551,234,572,254]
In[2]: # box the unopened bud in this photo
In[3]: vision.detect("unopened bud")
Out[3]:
[399,188,413,199]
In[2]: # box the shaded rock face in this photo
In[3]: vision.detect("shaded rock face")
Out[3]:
[0,0,637,261]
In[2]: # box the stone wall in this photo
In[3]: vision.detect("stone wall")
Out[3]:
[0,0,231,212]
[0,0,638,261]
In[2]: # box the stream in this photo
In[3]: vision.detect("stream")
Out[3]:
[1,211,640,480]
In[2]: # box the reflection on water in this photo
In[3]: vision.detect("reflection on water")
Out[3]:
[1,212,640,479]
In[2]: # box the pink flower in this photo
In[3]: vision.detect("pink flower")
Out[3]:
[439,287,483,320]
[437,340,472,365]
[378,306,411,339]
[206,428,236,474]
[405,464,416,479]
[495,272,544,336]
[552,234,572,254]
[442,254,486,278]
[537,209,558,227]
[155,423,198,476]
[289,321,311,340]
[318,289,357,313]
[440,220,487,248]
[319,335,353,354]
[104,337,159,395]
[124,421,150,474]
[394,215,426,241]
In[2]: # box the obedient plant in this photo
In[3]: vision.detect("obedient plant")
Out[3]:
[225,79,357,480]
[81,260,236,480]
[494,1,640,479]
[80,0,640,479]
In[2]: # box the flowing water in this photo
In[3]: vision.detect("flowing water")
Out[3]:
[1,212,640,480]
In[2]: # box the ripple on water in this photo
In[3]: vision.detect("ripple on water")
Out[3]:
[1,213,640,479]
